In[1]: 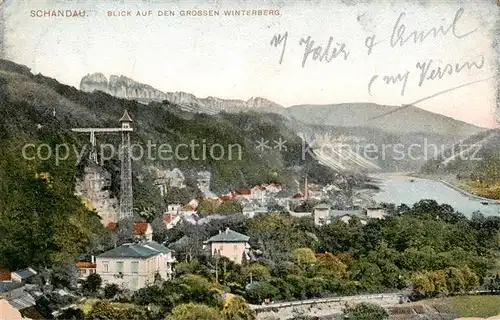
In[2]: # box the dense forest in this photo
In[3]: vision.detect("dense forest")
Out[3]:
[57,199,500,319]
[162,200,500,302]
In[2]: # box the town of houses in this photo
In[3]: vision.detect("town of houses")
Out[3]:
[0,177,388,316]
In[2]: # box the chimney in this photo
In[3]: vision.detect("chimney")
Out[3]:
[219,230,222,234]
[225,227,229,234]
[91,255,95,263]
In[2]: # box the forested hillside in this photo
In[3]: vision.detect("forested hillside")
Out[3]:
[0,59,339,270]
[421,129,500,199]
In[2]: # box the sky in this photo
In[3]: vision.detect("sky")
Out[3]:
[2,0,499,128]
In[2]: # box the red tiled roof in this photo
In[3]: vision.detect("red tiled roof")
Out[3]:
[235,189,251,195]
[219,195,231,201]
[164,215,174,223]
[134,222,149,235]
[292,193,304,199]
[106,222,118,232]
[0,268,11,281]
[76,262,96,269]
[253,185,266,190]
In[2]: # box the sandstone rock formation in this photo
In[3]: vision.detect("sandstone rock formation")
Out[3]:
[75,166,118,226]
[79,73,286,115]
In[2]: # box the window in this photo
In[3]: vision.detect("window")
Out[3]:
[116,261,124,273]
[81,269,87,275]
[103,262,109,273]
[131,277,138,290]
[131,261,139,274]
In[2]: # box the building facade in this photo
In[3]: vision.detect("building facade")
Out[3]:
[204,228,250,264]
[76,261,96,280]
[313,203,331,226]
[365,206,388,219]
[96,242,175,291]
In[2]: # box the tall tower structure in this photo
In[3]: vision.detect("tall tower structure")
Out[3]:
[72,110,135,222]
[119,110,134,219]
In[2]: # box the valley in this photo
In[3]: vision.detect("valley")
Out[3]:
[0,59,499,320]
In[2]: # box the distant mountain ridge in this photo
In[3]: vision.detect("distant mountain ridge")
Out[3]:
[287,104,485,137]
[80,73,485,137]
[78,72,487,173]
[80,73,286,115]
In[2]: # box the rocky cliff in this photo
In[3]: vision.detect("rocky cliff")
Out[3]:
[75,166,118,227]
[80,73,286,115]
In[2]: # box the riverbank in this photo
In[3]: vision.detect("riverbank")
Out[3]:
[409,173,500,204]
[369,173,500,216]
[416,295,500,318]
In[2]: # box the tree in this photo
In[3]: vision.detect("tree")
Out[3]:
[198,199,218,215]
[50,262,78,289]
[242,263,271,283]
[87,301,122,319]
[349,260,384,292]
[165,303,221,320]
[410,272,435,297]
[292,248,317,267]
[487,274,500,293]
[221,294,255,320]
[431,270,448,296]
[460,266,479,292]
[445,267,466,294]
[0,137,107,270]
[103,283,122,299]
[87,300,146,320]
[343,302,389,320]
[245,281,279,304]
[134,171,163,213]
[164,187,192,205]
[246,212,318,260]
[82,273,102,295]
[216,199,243,214]
[151,215,167,242]
[174,274,222,307]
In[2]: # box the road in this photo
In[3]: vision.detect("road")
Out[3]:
[249,292,405,310]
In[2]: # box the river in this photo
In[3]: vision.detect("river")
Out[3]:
[370,173,500,217]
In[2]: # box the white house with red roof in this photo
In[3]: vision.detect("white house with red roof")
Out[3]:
[263,183,282,193]
[250,185,266,201]
[76,259,96,280]
[106,222,153,242]
[133,223,153,241]
[163,214,181,229]
[234,189,252,201]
